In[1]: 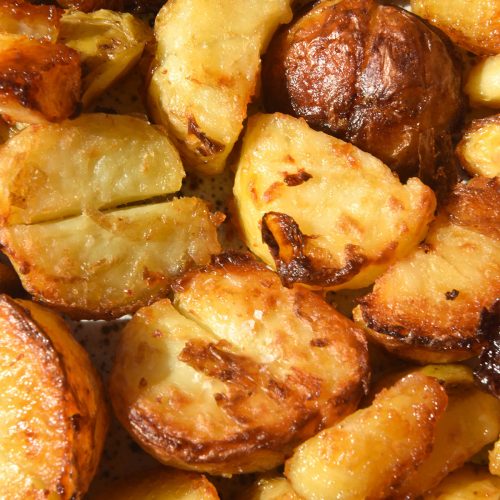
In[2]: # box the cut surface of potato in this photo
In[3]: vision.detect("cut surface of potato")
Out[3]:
[465,55,500,109]
[0,34,81,124]
[233,113,436,290]
[93,467,219,499]
[0,0,62,40]
[1,197,221,319]
[490,440,500,476]
[457,114,500,178]
[411,0,500,56]
[355,177,500,362]
[285,372,447,500]
[243,475,300,500]
[59,10,152,107]
[110,253,369,474]
[0,295,108,498]
[148,0,293,174]
[0,114,184,225]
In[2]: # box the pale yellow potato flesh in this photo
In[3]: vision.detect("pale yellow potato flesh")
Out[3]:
[0,295,108,498]
[465,55,500,109]
[0,114,184,225]
[233,113,436,290]
[148,0,293,174]
[0,198,221,319]
[285,372,448,500]
[243,475,300,500]
[490,440,500,476]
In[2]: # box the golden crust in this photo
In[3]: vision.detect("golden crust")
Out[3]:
[110,253,369,474]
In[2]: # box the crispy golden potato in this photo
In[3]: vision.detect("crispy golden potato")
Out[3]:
[466,55,500,109]
[0,34,81,124]
[411,0,500,56]
[262,0,463,182]
[490,440,500,476]
[1,198,221,319]
[148,0,293,174]
[243,475,300,500]
[284,372,448,500]
[0,295,108,498]
[423,465,500,499]
[354,177,500,362]
[457,115,500,177]
[0,114,184,225]
[59,10,152,107]
[233,113,436,291]
[110,253,369,474]
[93,467,219,499]
[0,0,62,41]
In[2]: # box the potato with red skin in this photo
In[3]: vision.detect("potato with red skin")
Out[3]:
[262,0,463,183]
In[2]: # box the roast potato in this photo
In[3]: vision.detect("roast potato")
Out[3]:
[233,113,436,290]
[456,115,500,178]
[243,475,300,500]
[148,0,293,174]
[0,295,108,498]
[0,0,62,41]
[465,55,500,109]
[0,34,81,123]
[284,372,448,500]
[411,0,500,56]
[354,176,500,363]
[56,0,125,13]
[490,440,500,476]
[110,253,369,474]
[59,10,152,107]
[262,0,463,182]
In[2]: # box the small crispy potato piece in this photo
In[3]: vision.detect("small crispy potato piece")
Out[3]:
[457,115,500,177]
[110,254,369,474]
[0,295,108,498]
[93,467,219,499]
[466,55,500,109]
[233,113,436,290]
[243,475,300,500]
[59,10,152,107]
[0,34,81,124]
[423,465,500,499]
[148,0,293,174]
[285,372,448,500]
[0,114,184,225]
[0,197,221,319]
[0,0,62,41]
[490,440,500,476]
[354,177,500,362]
[411,0,500,56]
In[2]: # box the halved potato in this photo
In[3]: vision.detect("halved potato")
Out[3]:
[0,34,81,123]
[110,253,369,474]
[354,177,500,362]
[148,0,293,174]
[0,295,108,498]
[0,113,184,225]
[243,475,300,500]
[490,440,500,476]
[465,55,500,109]
[59,10,152,107]
[0,0,62,41]
[411,0,500,56]
[284,372,448,500]
[93,467,219,499]
[233,113,436,290]
[457,115,500,178]
[0,197,221,319]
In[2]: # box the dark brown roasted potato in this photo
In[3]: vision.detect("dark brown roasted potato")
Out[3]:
[262,0,463,183]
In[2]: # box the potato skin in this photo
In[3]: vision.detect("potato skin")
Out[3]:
[262,0,463,182]
[110,253,369,474]
[0,295,108,498]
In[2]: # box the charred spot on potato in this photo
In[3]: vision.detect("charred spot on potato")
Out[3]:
[283,169,312,186]
[187,115,225,157]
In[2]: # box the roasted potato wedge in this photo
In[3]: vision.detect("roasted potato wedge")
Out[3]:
[110,253,369,474]
[0,113,184,225]
[148,0,293,174]
[59,10,152,107]
[0,34,81,123]
[457,115,500,178]
[233,113,436,290]
[285,372,448,500]
[93,467,219,499]
[0,295,108,498]
[0,0,62,41]
[465,55,500,109]
[423,465,500,499]
[354,177,500,362]
[490,440,500,476]
[263,0,463,182]
[411,0,500,56]
[243,475,300,500]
